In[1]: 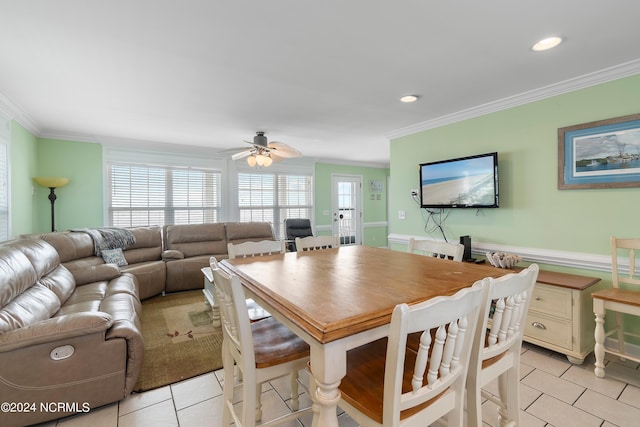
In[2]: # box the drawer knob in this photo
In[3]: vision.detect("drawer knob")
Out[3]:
[535,296,541,301]
[532,321,546,330]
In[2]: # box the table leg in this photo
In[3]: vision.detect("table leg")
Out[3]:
[309,343,344,427]
[594,299,606,378]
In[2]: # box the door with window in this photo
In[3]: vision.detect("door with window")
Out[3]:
[331,174,362,245]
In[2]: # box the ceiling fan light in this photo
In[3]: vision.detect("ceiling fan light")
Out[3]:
[263,155,273,167]
[247,155,257,167]
[256,154,266,166]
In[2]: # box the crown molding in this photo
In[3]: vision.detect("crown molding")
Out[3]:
[0,93,40,135]
[386,58,640,140]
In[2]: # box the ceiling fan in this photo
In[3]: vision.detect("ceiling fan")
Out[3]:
[231,131,303,167]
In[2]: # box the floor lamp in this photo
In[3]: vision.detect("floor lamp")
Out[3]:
[33,177,70,232]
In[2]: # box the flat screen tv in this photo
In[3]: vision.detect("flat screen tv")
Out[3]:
[419,152,499,208]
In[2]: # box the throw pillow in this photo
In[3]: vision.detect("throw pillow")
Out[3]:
[101,248,128,267]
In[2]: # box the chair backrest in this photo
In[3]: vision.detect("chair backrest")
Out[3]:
[284,218,313,241]
[473,264,539,365]
[209,257,256,372]
[611,236,640,290]
[295,235,340,252]
[227,240,286,259]
[407,237,464,262]
[382,283,484,425]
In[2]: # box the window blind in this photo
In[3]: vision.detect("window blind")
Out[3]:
[238,172,312,239]
[107,162,222,227]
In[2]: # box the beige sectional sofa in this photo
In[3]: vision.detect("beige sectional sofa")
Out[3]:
[0,238,143,427]
[1,221,275,425]
[163,221,275,292]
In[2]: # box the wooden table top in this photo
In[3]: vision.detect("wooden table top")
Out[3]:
[221,245,508,343]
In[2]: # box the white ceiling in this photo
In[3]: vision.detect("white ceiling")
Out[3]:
[1,1,640,166]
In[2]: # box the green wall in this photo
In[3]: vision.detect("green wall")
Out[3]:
[314,163,390,246]
[34,138,103,232]
[10,121,37,237]
[389,74,640,258]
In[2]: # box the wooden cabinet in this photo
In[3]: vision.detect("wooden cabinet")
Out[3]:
[523,269,605,364]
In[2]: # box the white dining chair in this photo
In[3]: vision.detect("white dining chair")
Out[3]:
[210,258,311,427]
[334,283,484,427]
[466,263,539,427]
[592,236,640,378]
[407,237,464,262]
[227,239,286,259]
[294,235,340,252]
[227,240,286,322]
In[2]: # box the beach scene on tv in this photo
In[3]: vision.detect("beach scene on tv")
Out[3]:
[421,157,496,207]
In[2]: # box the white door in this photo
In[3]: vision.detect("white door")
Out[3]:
[331,174,362,245]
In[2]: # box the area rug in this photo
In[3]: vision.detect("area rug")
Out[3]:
[133,290,223,392]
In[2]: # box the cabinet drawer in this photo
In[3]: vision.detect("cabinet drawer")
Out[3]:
[524,311,572,350]
[529,283,572,320]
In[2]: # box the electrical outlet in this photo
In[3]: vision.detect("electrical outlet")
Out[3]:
[398,210,406,220]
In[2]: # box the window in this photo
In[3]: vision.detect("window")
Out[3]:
[238,172,312,239]
[0,115,9,241]
[107,162,222,227]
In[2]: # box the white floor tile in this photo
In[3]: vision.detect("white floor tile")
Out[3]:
[176,395,224,427]
[117,399,178,427]
[526,394,602,427]
[119,386,173,415]
[619,384,640,409]
[560,364,626,398]
[521,369,585,404]
[55,403,118,427]
[574,389,640,427]
[520,349,572,377]
[170,372,222,410]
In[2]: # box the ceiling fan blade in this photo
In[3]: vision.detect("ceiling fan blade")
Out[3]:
[267,141,302,158]
[231,150,253,160]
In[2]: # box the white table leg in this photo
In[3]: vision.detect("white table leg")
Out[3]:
[594,299,606,378]
[310,342,344,427]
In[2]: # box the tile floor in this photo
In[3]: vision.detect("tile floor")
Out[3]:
[36,342,640,427]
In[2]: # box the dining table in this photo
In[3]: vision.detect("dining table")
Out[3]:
[219,245,508,427]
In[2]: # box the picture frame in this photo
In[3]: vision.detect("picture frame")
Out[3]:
[558,113,640,189]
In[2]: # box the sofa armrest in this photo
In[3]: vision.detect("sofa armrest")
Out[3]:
[162,249,184,260]
[0,312,113,353]
[70,263,121,286]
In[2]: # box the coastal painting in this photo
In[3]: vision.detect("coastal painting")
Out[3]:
[558,113,640,189]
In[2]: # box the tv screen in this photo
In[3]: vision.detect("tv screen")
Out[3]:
[419,152,499,208]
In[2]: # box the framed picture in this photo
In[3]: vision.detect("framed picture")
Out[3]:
[558,113,640,189]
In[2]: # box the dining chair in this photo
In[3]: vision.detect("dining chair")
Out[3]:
[210,258,312,427]
[466,263,539,427]
[227,240,286,322]
[294,235,340,252]
[227,239,286,259]
[407,237,464,262]
[334,283,484,427]
[592,236,640,378]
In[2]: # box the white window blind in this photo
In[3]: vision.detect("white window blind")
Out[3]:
[0,115,9,241]
[238,172,312,239]
[107,162,222,227]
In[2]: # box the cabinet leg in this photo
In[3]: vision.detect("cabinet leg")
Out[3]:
[566,355,585,365]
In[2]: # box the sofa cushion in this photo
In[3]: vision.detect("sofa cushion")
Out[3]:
[124,227,163,264]
[102,248,128,266]
[164,223,227,257]
[225,222,275,244]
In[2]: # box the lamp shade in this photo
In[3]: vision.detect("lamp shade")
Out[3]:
[33,177,70,188]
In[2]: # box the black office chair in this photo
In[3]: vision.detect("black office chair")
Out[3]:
[284,218,313,251]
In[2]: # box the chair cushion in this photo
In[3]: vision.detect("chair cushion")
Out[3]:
[251,316,309,368]
[339,337,446,423]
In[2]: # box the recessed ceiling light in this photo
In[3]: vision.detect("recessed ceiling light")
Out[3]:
[400,95,419,103]
[531,36,563,52]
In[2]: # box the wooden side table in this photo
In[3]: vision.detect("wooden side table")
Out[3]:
[522,268,604,364]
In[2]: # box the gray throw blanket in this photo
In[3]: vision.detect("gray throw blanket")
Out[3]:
[71,227,136,256]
